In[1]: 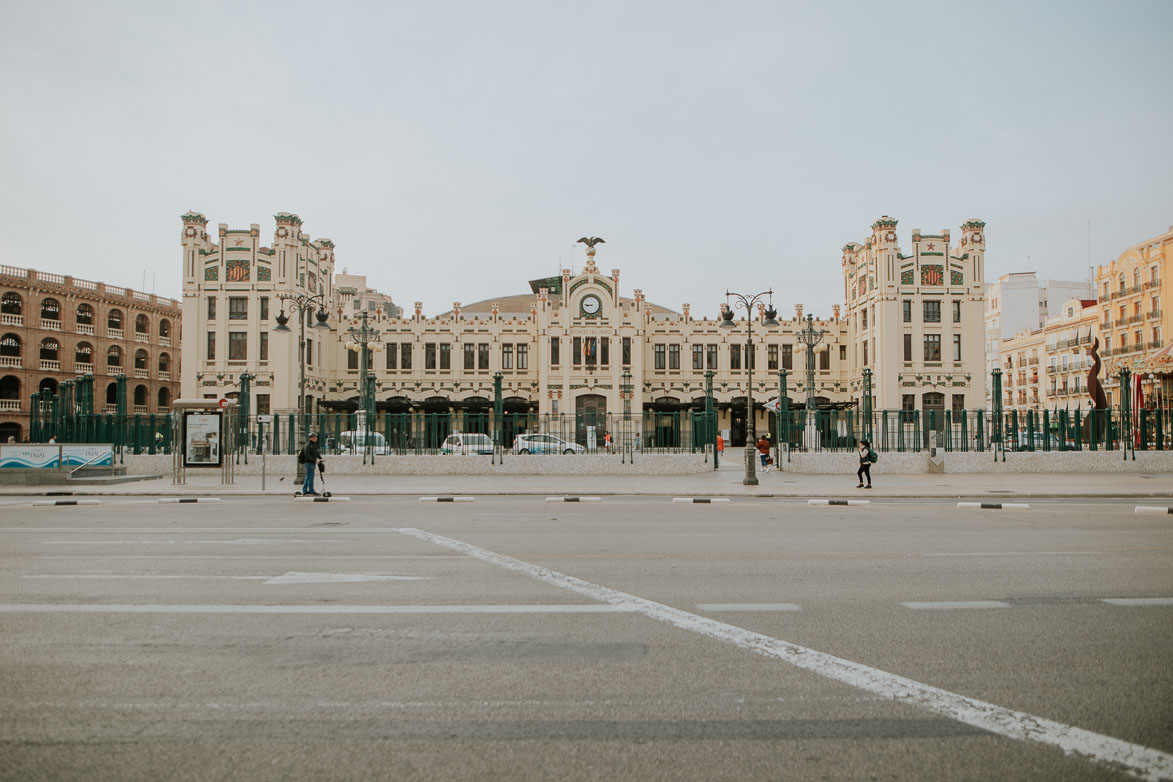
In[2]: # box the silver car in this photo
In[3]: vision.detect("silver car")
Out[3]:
[513,433,584,455]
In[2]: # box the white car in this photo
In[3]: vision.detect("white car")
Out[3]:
[440,432,494,454]
[336,430,390,455]
[513,433,584,455]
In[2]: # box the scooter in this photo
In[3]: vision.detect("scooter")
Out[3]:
[293,460,333,498]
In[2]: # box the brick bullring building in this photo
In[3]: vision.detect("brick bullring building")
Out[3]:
[0,265,181,442]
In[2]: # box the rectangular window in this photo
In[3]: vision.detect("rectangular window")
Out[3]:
[902,393,915,423]
[501,344,513,369]
[259,297,269,320]
[477,343,489,370]
[600,337,609,366]
[747,344,755,370]
[401,343,412,369]
[306,339,312,367]
[692,344,703,370]
[229,297,248,320]
[903,300,911,322]
[730,344,741,370]
[207,297,216,320]
[863,340,868,366]
[924,334,941,361]
[348,349,358,370]
[259,332,268,361]
[228,332,247,360]
[923,300,941,322]
[819,349,829,370]
[425,343,437,369]
[573,337,582,365]
[517,343,528,369]
[839,345,846,361]
[464,343,475,370]
[668,344,680,370]
[952,300,961,323]
[386,343,397,369]
[440,343,451,370]
[654,344,666,370]
[256,394,270,415]
[206,332,215,360]
[903,333,912,361]
[768,344,778,370]
[782,344,792,370]
[706,344,717,370]
[952,394,965,412]
[953,334,962,361]
[862,309,868,330]
[621,337,631,365]
[550,337,560,365]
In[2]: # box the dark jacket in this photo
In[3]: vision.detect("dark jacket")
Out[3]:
[302,440,321,463]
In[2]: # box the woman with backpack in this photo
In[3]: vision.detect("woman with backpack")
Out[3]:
[857,439,876,489]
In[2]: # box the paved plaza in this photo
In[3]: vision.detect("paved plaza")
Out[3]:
[1,483,1171,781]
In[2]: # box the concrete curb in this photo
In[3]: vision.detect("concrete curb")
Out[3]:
[1134,506,1173,515]
[673,498,731,504]
[32,499,101,506]
[545,497,602,502]
[419,497,475,503]
[808,499,870,506]
[957,502,1031,510]
[158,498,221,504]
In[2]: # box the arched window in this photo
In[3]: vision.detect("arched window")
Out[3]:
[76,303,94,325]
[135,314,149,334]
[108,309,122,331]
[106,382,118,405]
[107,345,122,367]
[0,334,20,357]
[0,375,19,401]
[135,349,148,370]
[1,292,21,315]
[159,318,171,338]
[1133,269,1141,288]
[1118,273,1125,292]
[133,385,148,407]
[158,352,170,372]
[157,387,171,409]
[75,342,93,365]
[38,378,57,396]
[40,338,59,361]
[41,297,60,322]
[923,392,945,410]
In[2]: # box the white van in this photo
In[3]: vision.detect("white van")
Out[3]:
[336,430,390,455]
[440,432,494,455]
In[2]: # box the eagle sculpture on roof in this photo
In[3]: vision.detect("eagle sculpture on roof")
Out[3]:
[577,236,605,248]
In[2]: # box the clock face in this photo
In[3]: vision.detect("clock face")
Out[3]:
[581,294,602,316]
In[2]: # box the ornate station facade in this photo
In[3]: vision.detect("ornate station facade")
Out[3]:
[180,212,989,445]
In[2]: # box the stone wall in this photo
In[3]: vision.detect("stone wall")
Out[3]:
[124,453,712,476]
[775,450,1173,474]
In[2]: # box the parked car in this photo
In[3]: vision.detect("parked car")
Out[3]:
[336,430,390,455]
[1009,431,1063,451]
[513,433,585,455]
[440,432,494,454]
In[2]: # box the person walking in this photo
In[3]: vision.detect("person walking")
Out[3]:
[756,434,772,473]
[856,439,876,488]
[299,432,322,496]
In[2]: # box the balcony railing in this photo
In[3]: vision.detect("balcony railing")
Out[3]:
[107,328,124,339]
[1149,309,1162,320]
[106,366,124,376]
[159,336,171,347]
[0,399,20,411]
[41,318,61,330]
[76,322,94,335]
[159,370,171,381]
[0,356,21,368]
[133,405,149,414]
[135,332,150,343]
[74,363,93,374]
[1144,280,1160,290]
[134,368,149,378]
[1,313,22,326]
[40,359,61,371]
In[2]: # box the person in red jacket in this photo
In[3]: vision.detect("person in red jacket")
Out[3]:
[756,434,772,473]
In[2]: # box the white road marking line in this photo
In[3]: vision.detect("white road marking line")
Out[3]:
[696,603,802,612]
[262,572,430,584]
[902,601,1011,610]
[37,555,469,560]
[1101,597,1173,606]
[0,603,636,615]
[1134,506,1173,515]
[393,527,1173,782]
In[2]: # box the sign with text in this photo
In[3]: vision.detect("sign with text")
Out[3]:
[183,412,223,468]
[60,445,113,467]
[0,445,60,469]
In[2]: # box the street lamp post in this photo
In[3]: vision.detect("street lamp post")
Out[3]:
[344,311,385,464]
[720,290,779,485]
[797,314,827,450]
[272,293,331,442]
[621,368,633,463]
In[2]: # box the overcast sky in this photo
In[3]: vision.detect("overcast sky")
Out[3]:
[1,1,1170,317]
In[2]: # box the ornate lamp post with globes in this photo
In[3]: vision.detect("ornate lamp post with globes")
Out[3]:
[344,311,384,464]
[272,293,331,434]
[719,289,779,485]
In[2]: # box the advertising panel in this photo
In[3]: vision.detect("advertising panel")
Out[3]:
[60,445,114,467]
[184,412,222,467]
[0,445,60,469]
